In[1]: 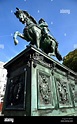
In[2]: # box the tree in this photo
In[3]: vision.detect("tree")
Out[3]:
[63,49,77,72]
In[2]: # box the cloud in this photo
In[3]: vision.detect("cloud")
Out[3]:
[51,21,53,25]
[0,44,4,49]
[64,33,67,36]
[11,10,13,13]
[37,10,40,13]
[74,44,77,49]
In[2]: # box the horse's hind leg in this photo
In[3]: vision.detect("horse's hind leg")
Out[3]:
[35,33,40,49]
[55,48,63,61]
[33,27,41,48]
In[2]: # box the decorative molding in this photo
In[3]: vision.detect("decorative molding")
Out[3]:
[67,71,70,80]
[27,61,31,67]
[70,83,75,104]
[33,60,37,68]
[39,74,51,104]
[50,63,55,75]
[37,70,54,109]
[56,79,70,106]
[75,85,77,106]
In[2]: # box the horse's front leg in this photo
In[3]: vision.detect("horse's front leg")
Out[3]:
[13,31,19,45]
[13,31,25,45]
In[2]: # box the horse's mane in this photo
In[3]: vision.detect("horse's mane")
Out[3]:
[23,11,37,24]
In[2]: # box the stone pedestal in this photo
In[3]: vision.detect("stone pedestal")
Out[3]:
[2,45,77,116]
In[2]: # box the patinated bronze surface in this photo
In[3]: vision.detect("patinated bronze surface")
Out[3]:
[2,45,77,116]
[13,8,62,61]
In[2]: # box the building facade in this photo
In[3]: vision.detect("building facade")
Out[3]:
[0,61,7,115]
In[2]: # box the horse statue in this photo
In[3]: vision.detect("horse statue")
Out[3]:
[13,8,62,61]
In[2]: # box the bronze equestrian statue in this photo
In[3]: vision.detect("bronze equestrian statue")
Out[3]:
[13,8,62,61]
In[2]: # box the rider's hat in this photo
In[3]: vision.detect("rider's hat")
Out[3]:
[38,18,45,24]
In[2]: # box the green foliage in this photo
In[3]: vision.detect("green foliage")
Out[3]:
[63,49,77,72]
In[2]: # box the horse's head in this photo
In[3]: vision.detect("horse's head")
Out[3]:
[14,8,37,24]
[14,8,29,24]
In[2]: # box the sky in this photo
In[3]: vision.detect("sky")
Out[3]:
[0,0,77,63]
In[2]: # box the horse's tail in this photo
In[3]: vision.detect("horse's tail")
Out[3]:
[55,48,63,61]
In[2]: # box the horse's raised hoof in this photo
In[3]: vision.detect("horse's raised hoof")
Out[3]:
[14,39,18,45]
[48,53,55,56]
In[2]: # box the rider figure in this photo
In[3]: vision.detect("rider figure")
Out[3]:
[38,18,58,56]
[38,18,49,35]
[38,18,53,39]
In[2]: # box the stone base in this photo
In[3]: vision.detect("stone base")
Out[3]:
[2,45,77,116]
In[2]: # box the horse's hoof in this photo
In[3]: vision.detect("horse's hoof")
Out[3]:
[14,39,18,45]
[48,53,55,56]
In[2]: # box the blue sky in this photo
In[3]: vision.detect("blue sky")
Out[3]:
[0,0,77,62]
